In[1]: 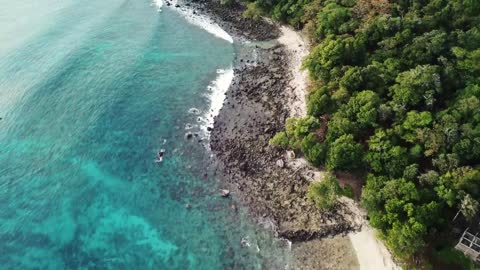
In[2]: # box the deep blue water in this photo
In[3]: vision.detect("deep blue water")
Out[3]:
[0,0,290,268]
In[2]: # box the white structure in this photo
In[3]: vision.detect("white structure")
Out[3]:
[455,228,480,262]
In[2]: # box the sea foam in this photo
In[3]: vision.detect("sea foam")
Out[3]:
[204,68,234,132]
[152,0,163,12]
[166,0,234,43]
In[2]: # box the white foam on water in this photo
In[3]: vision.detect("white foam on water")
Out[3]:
[152,0,163,12]
[202,68,234,133]
[167,0,234,43]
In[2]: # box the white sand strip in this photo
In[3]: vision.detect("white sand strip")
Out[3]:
[277,25,308,117]
[349,226,400,270]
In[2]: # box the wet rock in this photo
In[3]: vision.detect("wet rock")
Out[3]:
[220,189,230,197]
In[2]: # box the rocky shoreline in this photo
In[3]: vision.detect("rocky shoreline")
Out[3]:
[170,0,366,268]
[210,44,362,241]
[166,0,280,41]
[181,0,363,241]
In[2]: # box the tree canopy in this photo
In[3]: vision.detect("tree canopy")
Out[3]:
[262,0,480,264]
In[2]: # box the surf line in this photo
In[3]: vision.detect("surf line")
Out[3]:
[154,0,234,43]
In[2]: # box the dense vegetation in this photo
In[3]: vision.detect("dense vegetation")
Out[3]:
[259,0,480,265]
[307,173,354,209]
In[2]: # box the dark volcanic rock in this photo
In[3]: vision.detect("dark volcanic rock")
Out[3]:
[175,0,362,243]
[178,0,280,41]
[210,45,359,242]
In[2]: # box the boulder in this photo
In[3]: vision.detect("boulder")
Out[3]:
[276,159,285,168]
[220,189,230,197]
[286,150,296,160]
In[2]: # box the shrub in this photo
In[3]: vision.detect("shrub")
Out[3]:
[269,131,290,148]
[302,134,327,166]
[307,174,342,210]
[342,184,354,198]
[243,2,263,21]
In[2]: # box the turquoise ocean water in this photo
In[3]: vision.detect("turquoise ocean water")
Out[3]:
[0,0,290,268]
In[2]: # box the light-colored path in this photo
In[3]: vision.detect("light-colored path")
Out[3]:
[349,226,400,270]
[277,25,308,118]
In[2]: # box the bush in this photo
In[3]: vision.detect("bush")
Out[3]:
[269,132,290,148]
[307,174,342,210]
[342,185,354,198]
[302,134,327,166]
[243,2,263,21]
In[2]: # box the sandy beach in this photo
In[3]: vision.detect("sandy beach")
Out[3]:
[349,226,400,270]
[277,25,308,118]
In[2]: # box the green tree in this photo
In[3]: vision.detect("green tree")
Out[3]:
[363,176,442,259]
[306,86,334,117]
[325,114,355,142]
[389,65,441,109]
[365,129,409,177]
[301,134,327,166]
[402,30,447,64]
[433,153,460,174]
[459,194,480,222]
[326,134,363,170]
[339,90,381,129]
[418,170,440,186]
[276,116,320,150]
[400,110,433,143]
[403,164,419,180]
[304,36,365,82]
[339,66,363,94]
[292,116,320,138]
[315,3,354,39]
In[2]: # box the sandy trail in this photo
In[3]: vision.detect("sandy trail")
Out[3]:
[349,226,401,270]
[277,25,308,118]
